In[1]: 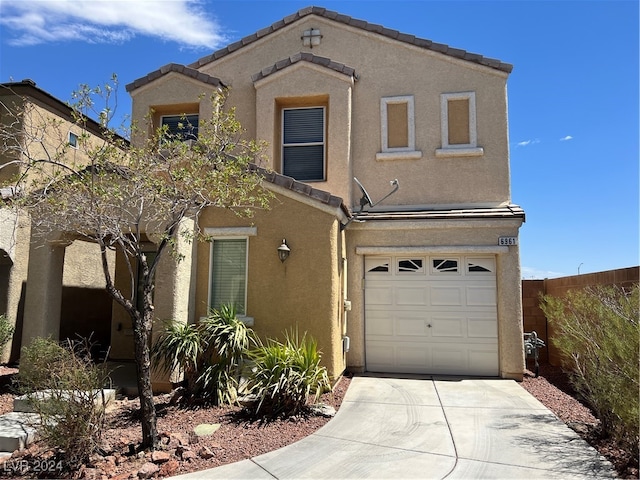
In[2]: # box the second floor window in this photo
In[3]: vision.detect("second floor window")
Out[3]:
[161,114,199,142]
[282,107,325,181]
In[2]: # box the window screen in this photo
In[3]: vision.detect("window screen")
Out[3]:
[210,239,247,314]
[282,107,325,181]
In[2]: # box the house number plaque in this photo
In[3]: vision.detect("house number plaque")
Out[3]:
[499,236,518,246]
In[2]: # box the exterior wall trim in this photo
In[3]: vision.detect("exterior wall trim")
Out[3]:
[203,227,257,237]
[356,245,509,255]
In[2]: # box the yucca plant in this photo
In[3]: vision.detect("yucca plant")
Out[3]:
[151,321,203,392]
[245,329,330,417]
[151,304,254,402]
[197,304,254,402]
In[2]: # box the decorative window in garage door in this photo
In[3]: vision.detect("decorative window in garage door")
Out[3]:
[365,257,390,273]
[432,258,459,273]
[397,258,424,273]
[467,257,495,273]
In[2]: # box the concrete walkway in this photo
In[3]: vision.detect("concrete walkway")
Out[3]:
[171,376,616,479]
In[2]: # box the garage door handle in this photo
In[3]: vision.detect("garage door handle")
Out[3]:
[427,323,432,328]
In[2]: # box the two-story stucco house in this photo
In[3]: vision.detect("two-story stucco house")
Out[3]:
[12,6,525,388]
[123,6,526,385]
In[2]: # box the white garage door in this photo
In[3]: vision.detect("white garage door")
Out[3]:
[365,255,498,376]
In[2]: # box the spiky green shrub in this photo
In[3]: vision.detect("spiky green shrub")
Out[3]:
[245,329,331,417]
[16,337,111,472]
[151,304,254,402]
[0,314,15,353]
[540,284,639,449]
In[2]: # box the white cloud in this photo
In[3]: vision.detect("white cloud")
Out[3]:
[559,135,573,141]
[521,266,566,280]
[0,0,227,49]
[516,139,540,147]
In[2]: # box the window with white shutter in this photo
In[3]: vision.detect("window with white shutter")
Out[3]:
[209,238,247,314]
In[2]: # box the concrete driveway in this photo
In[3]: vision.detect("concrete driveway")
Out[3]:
[171,375,616,479]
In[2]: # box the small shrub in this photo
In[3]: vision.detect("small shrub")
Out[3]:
[16,337,111,472]
[540,284,639,450]
[0,314,15,353]
[245,329,331,418]
[151,304,254,402]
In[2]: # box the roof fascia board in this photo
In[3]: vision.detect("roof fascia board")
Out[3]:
[355,245,510,255]
[348,218,524,230]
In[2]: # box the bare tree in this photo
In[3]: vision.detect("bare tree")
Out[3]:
[0,77,271,448]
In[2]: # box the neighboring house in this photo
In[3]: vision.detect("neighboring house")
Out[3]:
[15,5,526,387]
[0,80,115,363]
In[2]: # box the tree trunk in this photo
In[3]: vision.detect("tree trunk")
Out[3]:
[131,310,159,449]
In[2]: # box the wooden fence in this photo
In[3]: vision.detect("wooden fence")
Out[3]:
[522,266,639,366]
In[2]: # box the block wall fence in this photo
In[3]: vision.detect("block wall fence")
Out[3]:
[521,266,639,366]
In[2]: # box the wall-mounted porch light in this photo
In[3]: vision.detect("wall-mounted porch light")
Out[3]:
[277,239,291,263]
[302,28,322,48]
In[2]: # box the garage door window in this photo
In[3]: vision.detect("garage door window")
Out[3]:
[366,258,390,273]
[432,258,458,273]
[467,258,495,273]
[398,258,424,273]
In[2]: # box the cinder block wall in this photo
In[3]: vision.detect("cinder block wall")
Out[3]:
[521,280,548,363]
[522,266,638,366]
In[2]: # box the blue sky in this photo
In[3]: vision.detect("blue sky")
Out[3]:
[1,0,638,279]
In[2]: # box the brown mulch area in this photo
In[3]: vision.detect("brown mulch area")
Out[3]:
[521,363,638,479]
[0,364,636,479]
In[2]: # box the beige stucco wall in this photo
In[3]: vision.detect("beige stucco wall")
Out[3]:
[196,192,347,381]
[0,209,30,362]
[190,15,510,209]
[344,218,524,380]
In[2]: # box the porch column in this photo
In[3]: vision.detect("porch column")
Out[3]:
[21,235,68,348]
[151,218,197,390]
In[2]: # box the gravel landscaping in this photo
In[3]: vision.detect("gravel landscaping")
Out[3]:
[0,365,636,479]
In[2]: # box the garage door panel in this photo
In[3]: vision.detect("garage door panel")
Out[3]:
[366,344,394,367]
[468,349,499,376]
[466,286,496,306]
[397,346,429,369]
[432,348,466,371]
[468,316,498,338]
[430,285,463,306]
[396,314,428,336]
[366,311,395,336]
[430,315,464,338]
[396,286,428,306]
[365,286,393,306]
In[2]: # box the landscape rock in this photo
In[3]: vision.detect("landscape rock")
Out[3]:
[198,445,215,459]
[193,423,221,437]
[309,403,336,417]
[151,450,171,463]
[159,459,179,477]
[136,461,159,479]
[181,450,197,461]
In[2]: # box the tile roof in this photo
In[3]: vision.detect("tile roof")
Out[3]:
[251,52,357,83]
[190,5,512,74]
[126,63,226,93]
[249,164,350,217]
